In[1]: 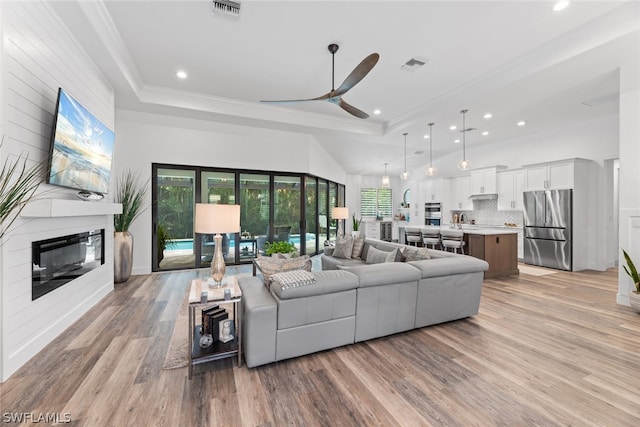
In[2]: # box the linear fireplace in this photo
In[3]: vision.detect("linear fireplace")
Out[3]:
[32,229,105,300]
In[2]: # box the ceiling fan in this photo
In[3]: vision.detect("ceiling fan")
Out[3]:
[261,44,379,119]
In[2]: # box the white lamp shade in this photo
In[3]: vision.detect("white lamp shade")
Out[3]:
[194,203,241,234]
[332,206,349,220]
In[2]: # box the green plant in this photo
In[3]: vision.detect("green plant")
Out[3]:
[0,138,44,240]
[352,214,362,232]
[114,170,149,232]
[622,248,640,293]
[157,224,174,262]
[265,240,296,256]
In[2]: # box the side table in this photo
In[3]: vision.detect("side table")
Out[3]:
[187,276,242,379]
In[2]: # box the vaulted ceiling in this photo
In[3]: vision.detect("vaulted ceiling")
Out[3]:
[51,1,639,176]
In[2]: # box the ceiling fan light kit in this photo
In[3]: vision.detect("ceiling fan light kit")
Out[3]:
[261,44,379,119]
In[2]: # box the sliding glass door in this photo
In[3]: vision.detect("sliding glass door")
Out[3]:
[154,167,195,271]
[152,163,344,272]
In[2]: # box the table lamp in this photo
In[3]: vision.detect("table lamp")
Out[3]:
[195,203,240,287]
[332,207,349,239]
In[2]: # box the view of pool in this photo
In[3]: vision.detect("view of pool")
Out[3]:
[166,235,310,252]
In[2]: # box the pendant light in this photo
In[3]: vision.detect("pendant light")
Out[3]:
[425,122,437,176]
[400,132,410,180]
[381,163,390,188]
[458,109,470,171]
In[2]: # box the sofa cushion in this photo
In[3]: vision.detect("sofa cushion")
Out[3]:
[271,270,316,290]
[408,256,488,278]
[333,237,354,259]
[343,262,422,287]
[271,270,359,300]
[351,235,366,259]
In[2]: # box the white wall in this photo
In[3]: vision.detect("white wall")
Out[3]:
[617,54,640,305]
[0,2,115,381]
[113,109,347,275]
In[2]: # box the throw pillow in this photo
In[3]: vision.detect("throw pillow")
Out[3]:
[403,247,431,262]
[385,248,402,263]
[361,241,372,261]
[366,246,392,264]
[271,270,316,290]
[257,254,311,286]
[333,237,354,259]
[351,235,366,259]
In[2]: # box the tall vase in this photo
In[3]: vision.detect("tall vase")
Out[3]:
[630,290,640,313]
[114,231,133,283]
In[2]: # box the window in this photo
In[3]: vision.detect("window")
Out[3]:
[360,188,392,218]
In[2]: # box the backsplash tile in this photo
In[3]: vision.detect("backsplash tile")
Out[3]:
[452,199,523,226]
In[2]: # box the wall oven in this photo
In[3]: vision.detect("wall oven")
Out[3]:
[425,203,442,226]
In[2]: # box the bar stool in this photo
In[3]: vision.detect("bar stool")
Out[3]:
[420,226,441,250]
[440,228,465,254]
[405,227,422,246]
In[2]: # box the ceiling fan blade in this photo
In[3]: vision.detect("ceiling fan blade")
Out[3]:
[261,92,331,103]
[339,98,369,119]
[334,53,380,97]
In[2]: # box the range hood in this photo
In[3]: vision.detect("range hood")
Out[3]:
[468,193,498,200]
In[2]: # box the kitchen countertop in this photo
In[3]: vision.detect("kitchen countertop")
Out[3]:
[440,224,522,235]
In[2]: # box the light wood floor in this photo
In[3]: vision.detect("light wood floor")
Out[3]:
[2,264,639,426]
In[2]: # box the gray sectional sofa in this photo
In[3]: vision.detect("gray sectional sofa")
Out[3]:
[238,238,489,368]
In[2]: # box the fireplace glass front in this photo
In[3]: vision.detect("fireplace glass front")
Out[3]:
[32,229,105,300]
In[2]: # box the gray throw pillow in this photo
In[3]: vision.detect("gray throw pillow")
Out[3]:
[361,242,372,261]
[366,246,393,264]
[351,235,366,259]
[403,247,431,261]
[333,237,354,259]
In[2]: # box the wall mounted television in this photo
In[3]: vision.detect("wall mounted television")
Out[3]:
[47,88,115,196]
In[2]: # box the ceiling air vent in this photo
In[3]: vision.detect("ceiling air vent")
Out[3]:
[401,56,429,72]
[212,0,241,20]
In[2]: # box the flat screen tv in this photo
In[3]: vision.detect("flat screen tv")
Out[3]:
[47,88,115,196]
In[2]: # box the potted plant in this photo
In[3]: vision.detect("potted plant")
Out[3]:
[622,248,640,312]
[352,214,362,237]
[113,170,148,283]
[265,240,297,257]
[0,137,44,240]
[157,224,173,265]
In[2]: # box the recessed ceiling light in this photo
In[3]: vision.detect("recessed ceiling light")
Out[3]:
[482,131,489,136]
[423,134,430,139]
[553,1,570,12]
[454,139,460,143]
[517,120,526,126]
[483,113,492,119]
[373,109,381,115]
[176,70,187,79]
[450,125,457,131]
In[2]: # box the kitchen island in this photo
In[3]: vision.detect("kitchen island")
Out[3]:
[460,227,520,279]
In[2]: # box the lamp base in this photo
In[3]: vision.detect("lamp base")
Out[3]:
[210,233,226,287]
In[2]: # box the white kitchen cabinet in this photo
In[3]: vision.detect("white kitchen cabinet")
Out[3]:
[450,176,472,210]
[470,168,498,195]
[362,220,380,240]
[424,178,445,202]
[498,169,525,210]
[524,160,574,191]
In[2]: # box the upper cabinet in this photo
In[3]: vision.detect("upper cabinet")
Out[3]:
[497,169,525,210]
[524,160,575,191]
[424,178,445,202]
[469,166,505,195]
[450,176,473,210]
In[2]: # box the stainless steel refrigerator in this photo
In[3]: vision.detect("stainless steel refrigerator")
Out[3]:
[523,189,572,271]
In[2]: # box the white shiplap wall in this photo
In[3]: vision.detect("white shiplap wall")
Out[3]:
[1,2,115,381]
